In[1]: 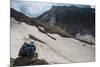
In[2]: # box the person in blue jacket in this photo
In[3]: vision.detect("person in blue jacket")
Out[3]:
[18,42,36,57]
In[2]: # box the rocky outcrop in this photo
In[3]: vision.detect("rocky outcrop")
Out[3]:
[37,6,95,36]
[11,56,48,66]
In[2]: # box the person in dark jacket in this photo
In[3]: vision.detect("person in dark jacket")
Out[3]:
[18,42,36,57]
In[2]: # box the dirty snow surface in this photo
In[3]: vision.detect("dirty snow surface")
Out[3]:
[11,18,95,64]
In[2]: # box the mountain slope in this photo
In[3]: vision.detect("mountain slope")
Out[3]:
[35,6,95,44]
[37,6,95,36]
[11,17,95,64]
[11,8,95,44]
[11,8,95,64]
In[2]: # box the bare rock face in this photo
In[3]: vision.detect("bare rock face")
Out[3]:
[11,53,48,66]
[10,58,15,67]
[29,59,49,65]
[37,6,95,36]
[13,56,33,66]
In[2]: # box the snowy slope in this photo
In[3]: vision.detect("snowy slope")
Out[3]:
[11,17,95,64]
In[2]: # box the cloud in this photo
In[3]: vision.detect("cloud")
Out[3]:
[11,0,53,17]
[11,0,94,17]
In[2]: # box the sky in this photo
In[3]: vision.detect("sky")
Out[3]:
[11,0,53,17]
[11,0,95,17]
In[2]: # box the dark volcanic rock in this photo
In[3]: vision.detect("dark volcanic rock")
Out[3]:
[11,53,48,66]
[38,6,95,36]
[29,59,49,65]
[11,8,37,26]
[13,57,48,66]
[10,58,15,67]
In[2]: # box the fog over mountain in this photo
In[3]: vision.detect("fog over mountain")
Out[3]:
[11,0,95,17]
